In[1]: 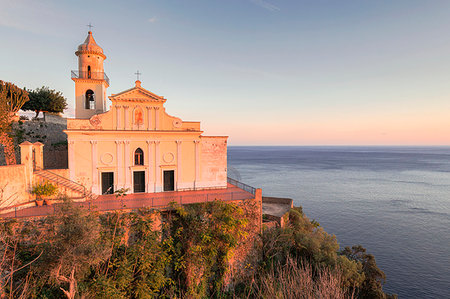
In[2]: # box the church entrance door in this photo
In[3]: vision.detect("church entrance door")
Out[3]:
[101,172,114,194]
[133,171,145,193]
[163,170,175,191]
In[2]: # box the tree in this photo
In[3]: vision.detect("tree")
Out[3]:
[0,80,29,165]
[38,199,110,298]
[22,86,67,120]
[341,245,397,299]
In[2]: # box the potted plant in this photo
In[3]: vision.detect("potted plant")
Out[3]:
[31,181,58,206]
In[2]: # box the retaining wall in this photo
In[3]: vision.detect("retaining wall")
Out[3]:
[0,164,32,208]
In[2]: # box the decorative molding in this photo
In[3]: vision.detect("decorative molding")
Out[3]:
[90,115,101,126]
[173,118,182,128]
[163,152,174,163]
[100,153,114,165]
[75,50,106,59]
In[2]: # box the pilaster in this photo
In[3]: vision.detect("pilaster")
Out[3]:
[176,140,182,190]
[146,140,154,192]
[154,141,161,192]
[124,141,131,190]
[90,140,98,194]
[146,107,153,130]
[116,105,122,130]
[115,140,124,189]
[154,107,160,130]
[124,105,129,130]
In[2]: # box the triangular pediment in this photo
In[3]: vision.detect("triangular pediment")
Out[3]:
[109,85,165,102]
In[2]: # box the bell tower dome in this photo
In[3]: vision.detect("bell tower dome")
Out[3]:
[71,30,109,119]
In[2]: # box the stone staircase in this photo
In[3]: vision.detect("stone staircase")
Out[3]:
[34,169,97,200]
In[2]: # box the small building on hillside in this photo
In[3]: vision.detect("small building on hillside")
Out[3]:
[66,31,227,195]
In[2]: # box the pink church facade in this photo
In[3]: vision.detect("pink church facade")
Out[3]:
[66,31,228,196]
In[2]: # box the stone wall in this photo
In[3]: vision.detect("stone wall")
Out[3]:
[225,189,262,286]
[0,164,32,209]
[262,196,293,228]
[199,136,227,188]
[0,118,68,169]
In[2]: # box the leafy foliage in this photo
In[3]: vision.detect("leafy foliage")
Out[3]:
[341,245,398,299]
[22,86,67,120]
[0,200,393,298]
[88,210,170,298]
[0,80,29,165]
[165,200,248,297]
[31,181,58,199]
[240,206,395,298]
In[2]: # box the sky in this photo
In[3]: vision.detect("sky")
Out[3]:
[1,0,450,145]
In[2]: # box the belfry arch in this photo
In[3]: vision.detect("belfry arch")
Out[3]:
[85,89,95,109]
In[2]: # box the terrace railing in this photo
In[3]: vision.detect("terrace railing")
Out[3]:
[2,189,255,219]
[1,178,258,219]
[71,70,110,85]
[227,177,256,195]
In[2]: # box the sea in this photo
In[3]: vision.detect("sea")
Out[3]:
[227,146,450,299]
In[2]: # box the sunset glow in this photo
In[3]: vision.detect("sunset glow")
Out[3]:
[1,0,450,145]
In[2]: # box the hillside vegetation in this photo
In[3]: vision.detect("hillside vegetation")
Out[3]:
[0,199,395,298]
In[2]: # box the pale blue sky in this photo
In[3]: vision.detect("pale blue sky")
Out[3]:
[1,0,450,145]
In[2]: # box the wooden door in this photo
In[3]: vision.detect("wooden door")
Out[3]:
[101,172,114,194]
[163,170,175,191]
[133,171,145,193]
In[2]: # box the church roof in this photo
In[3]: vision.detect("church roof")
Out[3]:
[109,81,166,103]
[76,31,105,58]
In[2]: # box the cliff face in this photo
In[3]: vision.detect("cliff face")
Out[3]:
[0,198,263,298]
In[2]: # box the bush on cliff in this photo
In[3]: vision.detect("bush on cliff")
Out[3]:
[236,206,396,299]
[0,200,394,298]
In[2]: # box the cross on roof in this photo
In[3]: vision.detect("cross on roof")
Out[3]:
[87,23,93,31]
[134,70,142,81]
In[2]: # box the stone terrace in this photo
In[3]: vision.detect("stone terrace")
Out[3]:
[0,183,255,219]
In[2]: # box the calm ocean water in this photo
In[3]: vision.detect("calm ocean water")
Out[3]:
[228,146,450,298]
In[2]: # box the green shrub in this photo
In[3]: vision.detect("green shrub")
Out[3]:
[31,181,58,199]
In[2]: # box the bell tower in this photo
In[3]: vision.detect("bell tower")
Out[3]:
[71,30,109,119]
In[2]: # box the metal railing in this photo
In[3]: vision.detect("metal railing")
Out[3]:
[227,177,256,195]
[71,70,110,85]
[0,178,257,219]
[35,166,87,197]
[1,189,255,219]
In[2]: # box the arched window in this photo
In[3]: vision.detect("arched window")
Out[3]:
[134,148,144,165]
[87,65,91,78]
[85,90,95,109]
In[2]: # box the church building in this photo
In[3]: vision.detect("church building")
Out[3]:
[66,31,228,195]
